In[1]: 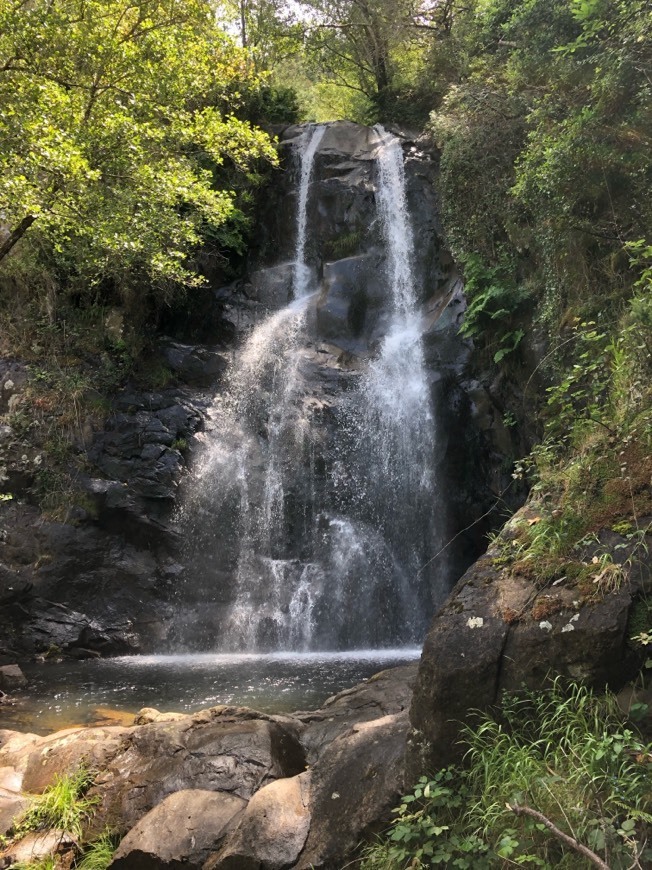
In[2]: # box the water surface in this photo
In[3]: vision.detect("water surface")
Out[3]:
[1,649,420,734]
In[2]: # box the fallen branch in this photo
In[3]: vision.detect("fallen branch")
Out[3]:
[507,803,611,870]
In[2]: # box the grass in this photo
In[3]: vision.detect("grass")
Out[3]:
[14,768,100,843]
[10,859,58,870]
[361,680,652,869]
[76,832,117,870]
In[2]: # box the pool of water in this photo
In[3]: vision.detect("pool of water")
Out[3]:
[1,649,421,734]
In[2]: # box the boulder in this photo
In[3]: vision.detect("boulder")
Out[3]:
[90,706,306,835]
[0,665,27,691]
[110,789,246,869]
[297,663,417,764]
[0,725,131,795]
[297,712,409,868]
[206,773,311,870]
[407,510,652,779]
[0,829,74,866]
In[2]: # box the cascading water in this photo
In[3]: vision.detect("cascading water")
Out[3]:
[178,123,441,653]
[293,125,326,298]
[345,126,437,633]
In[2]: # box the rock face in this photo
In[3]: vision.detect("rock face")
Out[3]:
[0,665,417,870]
[176,120,508,648]
[406,507,652,779]
[1,121,512,657]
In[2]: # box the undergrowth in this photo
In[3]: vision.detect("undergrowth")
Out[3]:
[14,768,99,842]
[361,681,652,869]
[6,768,117,870]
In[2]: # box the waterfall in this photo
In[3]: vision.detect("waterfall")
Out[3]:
[352,126,436,578]
[293,125,326,298]
[178,124,440,653]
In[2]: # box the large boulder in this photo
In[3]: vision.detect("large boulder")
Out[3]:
[0,725,131,795]
[206,773,311,870]
[110,789,246,870]
[296,712,409,869]
[89,706,306,835]
[297,663,417,764]
[407,507,652,780]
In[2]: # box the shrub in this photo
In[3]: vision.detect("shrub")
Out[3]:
[362,681,652,869]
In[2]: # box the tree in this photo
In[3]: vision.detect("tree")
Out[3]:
[0,0,277,294]
[219,0,304,71]
[299,0,462,118]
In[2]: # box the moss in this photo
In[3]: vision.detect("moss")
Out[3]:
[531,595,563,621]
[323,228,364,261]
[627,596,652,646]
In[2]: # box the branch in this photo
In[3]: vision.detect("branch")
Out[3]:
[416,478,516,576]
[0,214,37,261]
[507,804,611,870]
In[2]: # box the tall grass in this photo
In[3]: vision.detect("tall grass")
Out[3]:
[15,767,99,842]
[362,680,652,869]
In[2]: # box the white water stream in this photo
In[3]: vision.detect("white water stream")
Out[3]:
[179,124,439,653]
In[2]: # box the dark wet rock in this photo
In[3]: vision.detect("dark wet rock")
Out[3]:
[89,389,204,503]
[0,501,167,657]
[407,508,652,779]
[0,665,27,692]
[158,339,228,387]
[248,263,296,310]
[89,706,306,836]
[110,789,246,870]
[315,252,386,353]
[206,773,311,870]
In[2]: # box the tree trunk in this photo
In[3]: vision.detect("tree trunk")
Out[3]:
[0,214,37,262]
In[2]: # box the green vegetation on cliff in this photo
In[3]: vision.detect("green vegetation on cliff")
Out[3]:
[0,0,285,513]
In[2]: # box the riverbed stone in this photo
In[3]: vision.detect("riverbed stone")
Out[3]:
[90,706,306,836]
[0,665,27,691]
[206,772,311,870]
[110,789,246,870]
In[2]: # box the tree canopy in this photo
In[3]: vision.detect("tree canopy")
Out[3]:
[0,0,277,295]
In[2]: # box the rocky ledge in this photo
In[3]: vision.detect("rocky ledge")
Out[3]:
[0,664,416,870]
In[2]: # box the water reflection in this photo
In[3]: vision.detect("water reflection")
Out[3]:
[1,649,420,734]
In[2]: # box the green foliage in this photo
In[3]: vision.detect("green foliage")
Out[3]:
[362,681,652,869]
[457,253,529,361]
[15,767,99,842]
[0,0,277,300]
[76,831,118,870]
